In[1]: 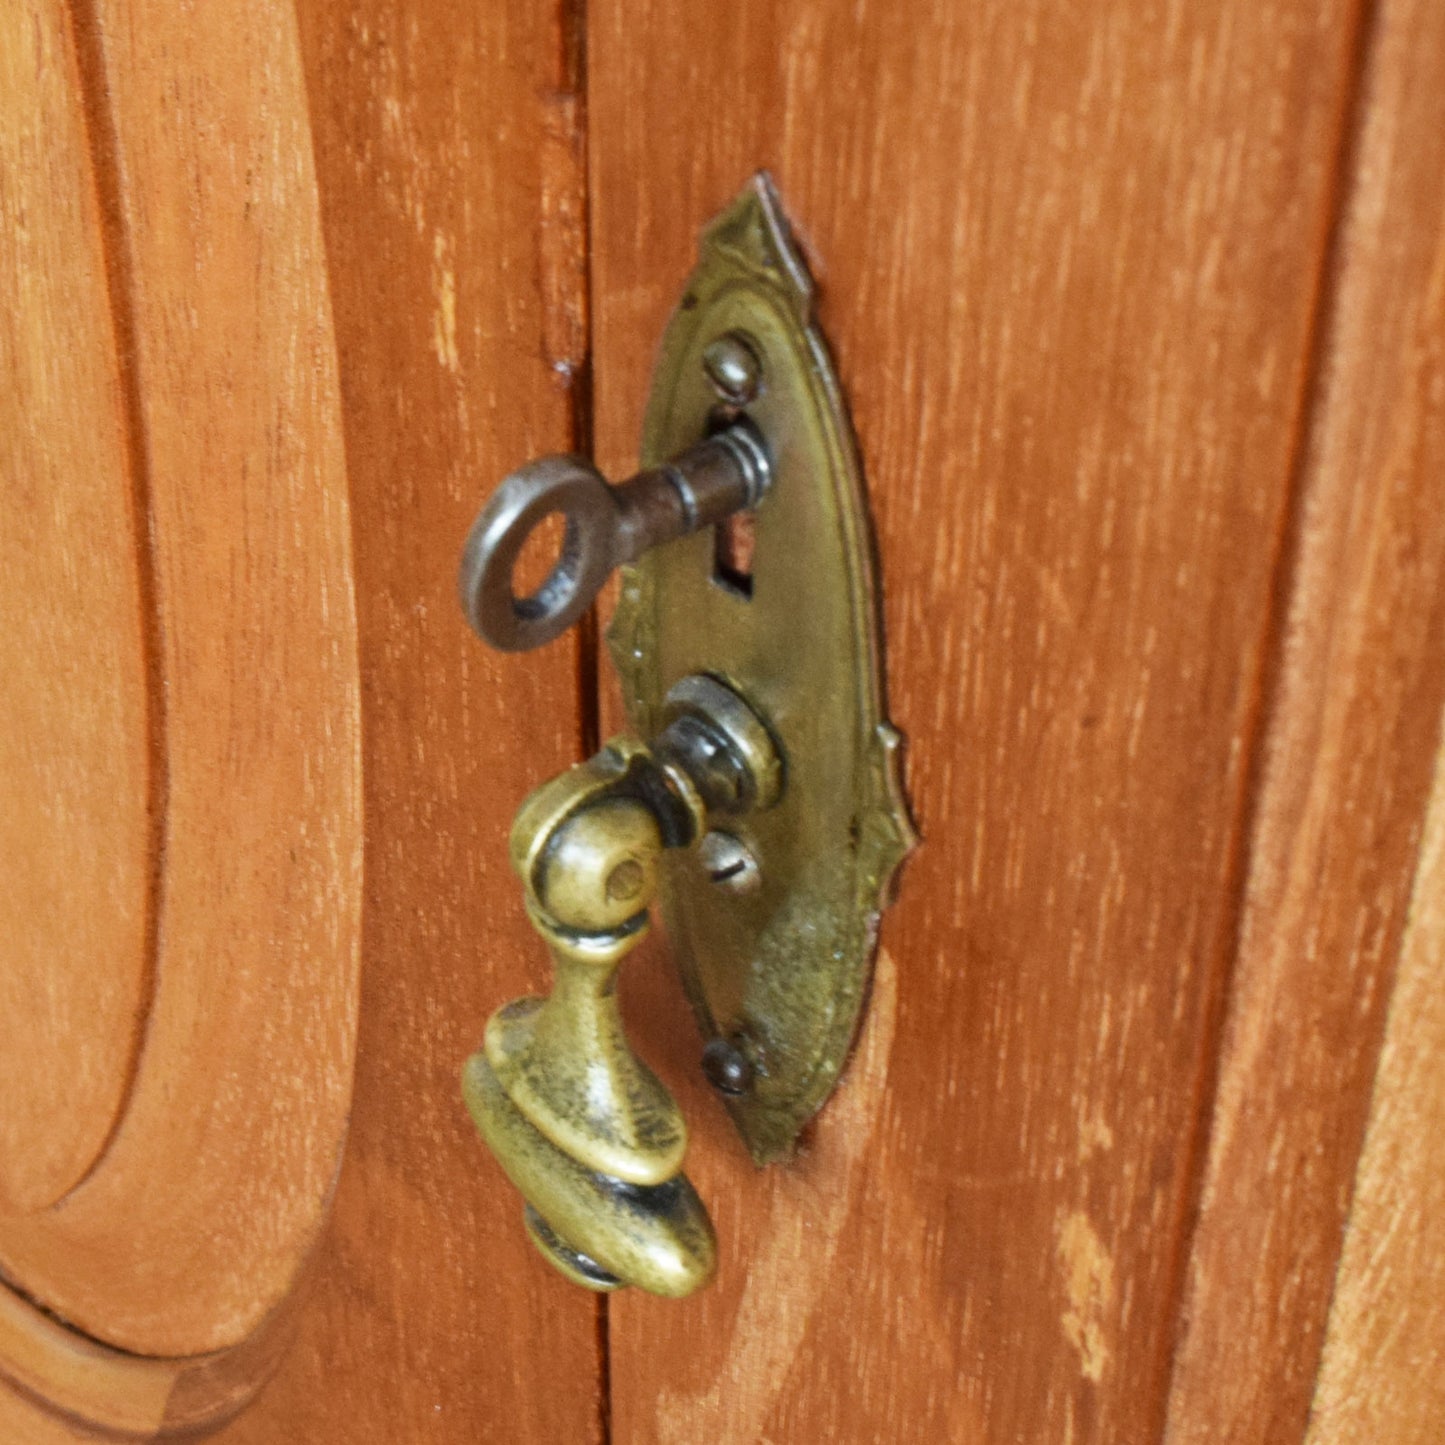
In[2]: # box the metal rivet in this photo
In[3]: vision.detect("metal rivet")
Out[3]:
[701,1036,755,1096]
[605,858,646,903]
[699,830,762,894]
[702,332,762,405]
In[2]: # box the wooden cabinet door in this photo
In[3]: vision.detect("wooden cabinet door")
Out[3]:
[3,0,1443,1441]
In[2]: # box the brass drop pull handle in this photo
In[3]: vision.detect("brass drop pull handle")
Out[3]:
[458,424,770,652]
[460,676,780,1296]
[456,176,913,1300]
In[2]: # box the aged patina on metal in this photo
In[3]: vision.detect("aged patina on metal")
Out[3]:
[610,173,915,1162]
[458,173,912,1294]
[461,677,783,1295]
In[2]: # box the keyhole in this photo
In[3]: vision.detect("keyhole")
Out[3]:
[713,511,755,599]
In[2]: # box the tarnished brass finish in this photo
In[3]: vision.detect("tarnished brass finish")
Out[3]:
[463,1056,712,1297]
[609,173,915,1162]
[459,175,912,1294]
[461,678,782,1296]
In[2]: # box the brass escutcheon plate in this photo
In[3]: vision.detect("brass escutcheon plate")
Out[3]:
[608,173,915,1163]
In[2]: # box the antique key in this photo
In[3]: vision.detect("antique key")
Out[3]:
[458,420,770,653]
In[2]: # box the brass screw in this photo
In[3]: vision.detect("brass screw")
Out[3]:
[699,830,761,894]
[702,332,762,406]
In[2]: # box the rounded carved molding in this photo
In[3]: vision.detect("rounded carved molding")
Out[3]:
[0,0,361,1429]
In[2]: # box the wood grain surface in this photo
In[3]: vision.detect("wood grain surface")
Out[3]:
[0,0,362,1363]
[5,0,1444,1436]
[0,0,152,1217]
[1307,762,1445,1443]
[588,0,1373,1439]
[211,0,604,1440]
[0,1274,296,1440]
[0,1391,97,1445]
[1166,0,1445,1437]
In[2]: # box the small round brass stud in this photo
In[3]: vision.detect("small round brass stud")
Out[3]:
[702,332,762,405]
[606,858,647,903]
[701,1036,755,1097]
